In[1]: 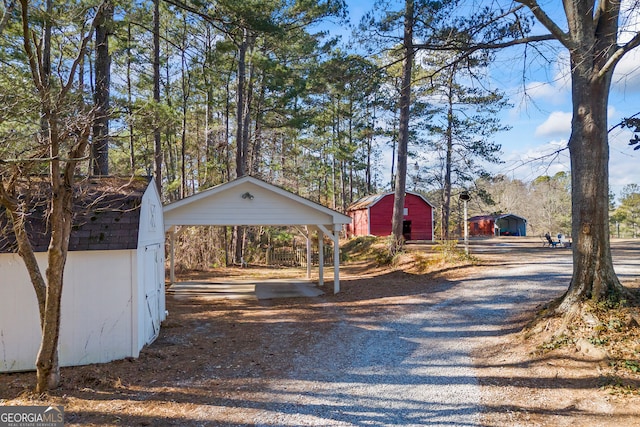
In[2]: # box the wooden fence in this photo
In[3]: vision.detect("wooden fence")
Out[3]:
[266,246,334,267]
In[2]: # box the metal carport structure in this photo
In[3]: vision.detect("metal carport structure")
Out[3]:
[163,176,352,293]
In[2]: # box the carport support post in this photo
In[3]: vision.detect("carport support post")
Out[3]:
[318,224,340,293]
[170,229,176,284]
[332,224,340,294]
[305,226,311,279]
[464,199,469,255]
[318,229,324,287]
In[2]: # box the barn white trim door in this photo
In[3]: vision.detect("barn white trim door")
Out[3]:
[144,243,162,343]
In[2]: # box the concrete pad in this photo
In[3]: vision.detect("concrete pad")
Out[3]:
[167,281,257,300]
[255,280,324,300]
[167,278,323,300]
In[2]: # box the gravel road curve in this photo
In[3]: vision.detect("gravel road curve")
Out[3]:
[253,240,576,426]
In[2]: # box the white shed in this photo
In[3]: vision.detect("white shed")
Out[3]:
[0,177,166,372]
[163,176,352,293]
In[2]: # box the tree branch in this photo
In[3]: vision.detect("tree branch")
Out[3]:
[609,110,640,133]
[19,0,44,93]
[412,33,556,52]
[597,31,640,80]
[162,0,231,37]
[411,33,557,86]
[515,0,570,47]
[0,0,15,36]
[60,1,107,100]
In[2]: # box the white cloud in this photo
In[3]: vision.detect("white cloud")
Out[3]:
[551,52,572,90]
[609,126,640,197]
[494,130,638,200]
[612,0,640,93]
[535,111,572,137]
[613,48,640,93]
[619,0,640,44]
[523,81,562,103]
[506,53,571,114]
[508,140,569,167]
[488,140,570,183]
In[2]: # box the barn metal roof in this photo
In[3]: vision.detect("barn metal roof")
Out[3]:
[468,213,527,222]
[0,177,150,253]
[497,213,527,222]
[468,215,495,222]
[347,191,435,211]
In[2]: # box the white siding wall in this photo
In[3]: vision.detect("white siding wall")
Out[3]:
[0,254,41,372]
[0,250,136,372]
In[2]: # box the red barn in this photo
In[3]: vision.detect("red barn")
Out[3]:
[347,191,434,241]
[468,214,527,237]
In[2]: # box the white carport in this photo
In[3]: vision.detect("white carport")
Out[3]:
[163,176,352,293]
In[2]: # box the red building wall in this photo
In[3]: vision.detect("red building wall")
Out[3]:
[349,193,433,240]
[469,217,495,236]
[349,209,369,237]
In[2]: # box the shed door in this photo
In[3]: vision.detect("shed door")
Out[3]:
[144,244,162,343]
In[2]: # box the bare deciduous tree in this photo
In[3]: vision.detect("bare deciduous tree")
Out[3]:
[411,0,640,311]
[0,0,105,392]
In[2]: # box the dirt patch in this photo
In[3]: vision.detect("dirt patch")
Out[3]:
[473,240,640,426]
[1,238,639,426]
[475,308,640,426]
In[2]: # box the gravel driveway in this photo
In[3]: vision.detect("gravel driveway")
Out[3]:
[4,239,637,426]
[251,240,580,426]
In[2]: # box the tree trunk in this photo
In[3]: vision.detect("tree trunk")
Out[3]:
[42,0,51,83]
[91,0,112,176]
[225,70,231,181]
[0,0,16,36]
[442,68,454,240]
[234,226,243,265]
[204,82,214,184]
[548,0,629,311]
[233,29,250,264]
[1,200,46,321]
[37,180,72,392]
[127,23,135,174]
[235,28,248,178]
[251,74,265,176]
[34,111,70,391]
[241,52,254,176]
[557,57,622,311]
[390,0,413,250]
[366,102,374,193]
[14,0,95,392]
[180,21,190,198]
[153,0,162,194]
[35,0,61,391]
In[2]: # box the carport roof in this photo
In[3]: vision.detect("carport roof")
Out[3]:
[163,176,351,230]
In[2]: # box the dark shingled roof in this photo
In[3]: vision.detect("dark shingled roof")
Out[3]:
[0,177,151,253]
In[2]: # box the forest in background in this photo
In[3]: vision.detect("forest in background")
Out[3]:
[1,0,639,270]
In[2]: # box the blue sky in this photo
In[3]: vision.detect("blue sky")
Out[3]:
[332,0,640,201]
